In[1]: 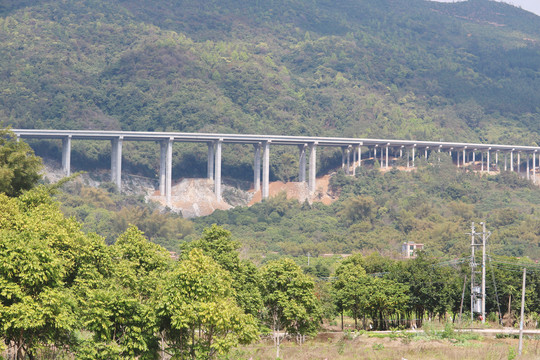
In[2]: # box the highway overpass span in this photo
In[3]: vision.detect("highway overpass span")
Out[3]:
[11,129,540,206]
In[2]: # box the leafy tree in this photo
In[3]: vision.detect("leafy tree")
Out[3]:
[157,249,258,360]
[0,188,92,358]
[260,258,321,359]
[0,129,42,197]
[78,226,171,359]
[182,224,263,316]
[332,260,370,329]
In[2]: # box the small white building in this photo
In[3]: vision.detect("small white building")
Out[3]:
[402,242,424,258]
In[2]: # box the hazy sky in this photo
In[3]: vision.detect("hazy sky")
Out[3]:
[429,0,540,16]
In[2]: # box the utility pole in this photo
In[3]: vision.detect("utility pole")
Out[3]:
[519,267,527,356]
[470,222,491,323]
[482,222,486,324]
[470,222,476,323]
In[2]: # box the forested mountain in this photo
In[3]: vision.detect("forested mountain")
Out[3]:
[2,0,540,259]
[1,0,540,177]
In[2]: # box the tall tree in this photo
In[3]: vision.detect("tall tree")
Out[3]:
[260,258,321,359]
[0,129,42,197]
[182,224,263,316]
[157,249,258,360]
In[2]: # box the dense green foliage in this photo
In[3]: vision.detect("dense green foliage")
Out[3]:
[1,0,539,180]
[0,129,42,196]
[196,155,540,259]
[0,188,265,359]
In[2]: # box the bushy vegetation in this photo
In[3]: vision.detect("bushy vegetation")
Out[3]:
[195,154,540,259]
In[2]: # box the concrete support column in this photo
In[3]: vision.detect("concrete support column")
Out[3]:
[62,135,72,176]
[346,147,351,175]
[111,136,123,191]
[533,152,536,184]
[358,145,362,169]
[424,147,428,159]
[165,138,173,206]
[341,147,346,170]
[385,145,389,169]
[207,142,214,180]
[463,149,466,167]
[159,140,167,196]
[353,145,360,175]
[526,153,530,180]
[495,151,499,170]
[374,146,377,161]
[504,152,508,171]
[473,151,476,164]
[407,148,410,168]
[214,140,223,202]
[298,144,306,183]
[412,146,416,167]
[400,148,403,158]
[518,152,521,174]
[533,152,537,183]
[487,150,490,172]
[308,143,317,194]
[254,143,262,191]
[380,145,383,167]
[262,141,270,199]
[481,152,484,172]
[511,151,514,172]
[457,150,460,167]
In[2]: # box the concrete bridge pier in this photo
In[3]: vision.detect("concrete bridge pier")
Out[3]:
[262,141,270,199]
[386,144,390,169]
[357,145,362,171]
[487,149,491,172]
[254,143,261,191]
[527,153,530,180]
[412,145,416,167]
[462,148,467,167]
[214,140,223,202]
[533,151,537,183]
[309,143,317,194]
[159,138,173,206]
[298,144,306,183]
[518,152,521,174]
[207,142,214,180]
[495,150,499,170]
[346,146,352,175]
[111,136,123,191]
[341,147,346,171]
[510,151,514,172]
[481,152,484,172]
[62,135,71,176]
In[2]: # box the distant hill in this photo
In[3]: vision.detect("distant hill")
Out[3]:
[1,0,540,179]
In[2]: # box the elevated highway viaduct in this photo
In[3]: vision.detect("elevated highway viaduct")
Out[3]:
[11,129,540,206]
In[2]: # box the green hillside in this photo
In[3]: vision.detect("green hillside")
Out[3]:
[1,0,540,178]
[2,0,540,259]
